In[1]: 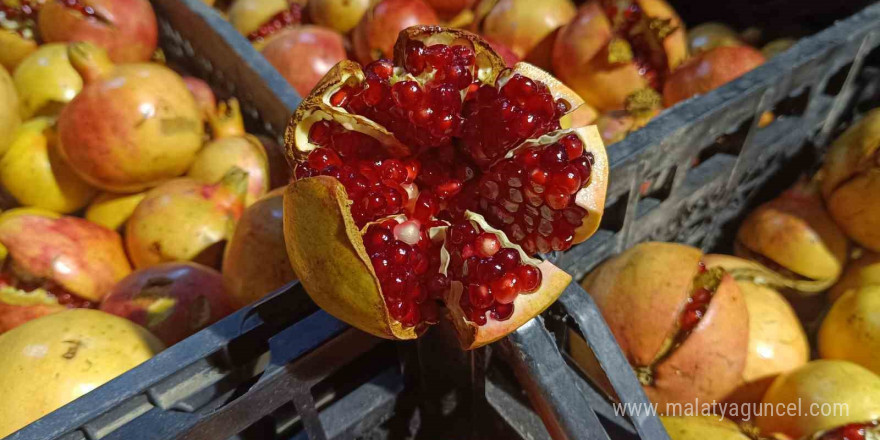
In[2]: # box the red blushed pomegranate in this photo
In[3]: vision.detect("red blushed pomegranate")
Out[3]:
[38,0,158,63]
[0,209,132,331]
[663,45,766,107]
[351,0,439,65]
[482,36,521,67]
[100,262,233,346]
[261,26,348,97]
[577,242,749,412]
[552,0,687,112]
[478,0,576,70]
[182,76,217,119]
[283,26,608,349]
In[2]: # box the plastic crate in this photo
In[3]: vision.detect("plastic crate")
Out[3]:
[7,2,880,440]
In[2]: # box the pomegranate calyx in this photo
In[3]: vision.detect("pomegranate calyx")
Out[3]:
[208,99,247,140]
[624,88,662,115]
[608,37,634,64]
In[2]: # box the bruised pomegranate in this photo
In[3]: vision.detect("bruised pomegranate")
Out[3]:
[735,179,849,292]
[0,208,131,331]
[552,0,687,112]
[284,26,608,348]
[820,109,880,252]
[308,0,371,34]
[187,99,269,206]
[819,286,880,375]
[228,0,302,47]
[38,0,158,63]
[0,0,42,71]
[703,254,809,408]
[57,43,204,192]
[479,0,576,70]
[12,43,83,119]
[663,45,766,107]
[351,0,439,65]
[578,242,749,412]
[101,262,233,346]
[757,360,880,439]
[261,26,348,97]
[126,169,247,269]
[223,188,295,309]
[829,250,880,303]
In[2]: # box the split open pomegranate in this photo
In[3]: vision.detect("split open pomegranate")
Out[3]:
[814,421,880,440]
[284,26,608,349]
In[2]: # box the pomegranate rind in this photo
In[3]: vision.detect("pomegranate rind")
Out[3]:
[581,242,749,412]
[443,212,571,350]
[0,287,65,334]
[756,360,880,439]
[735,181,848,285]
[704,254,809,406]
[819,285,880,376]
[0,31,37,72]
[829,250,880,303]
[820,109,880,201]
[662,46,766,107]
[284,60,411,162]
[638,0,687,70]
[394,26,507,84]
[283,176,419,340]
[660,416,752,440]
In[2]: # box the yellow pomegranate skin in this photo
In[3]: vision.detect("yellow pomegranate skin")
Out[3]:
[0,64,20,154]
[829,250,880,303]
[0,28,37,73]
[85,191,147,232]
[12,43,82,119]
[480,0,577,69]
[0,309,163,438]
[820,109,880,252]
[57,43,204,193]
[756,360,880,439]
[819,286,880,375]
[0,117,97,214]
[661,416,752,440]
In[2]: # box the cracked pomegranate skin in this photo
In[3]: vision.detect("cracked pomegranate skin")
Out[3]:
[283,26,608,348]
[579,242,749,412]
[38,0,158,63]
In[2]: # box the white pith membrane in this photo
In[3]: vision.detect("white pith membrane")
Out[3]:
[634,265,723,385]
[283,26,604,348]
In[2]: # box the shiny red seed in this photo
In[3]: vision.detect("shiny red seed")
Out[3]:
[449,222,476,246]
[307,148,342,170]
[392,81,423,108]
[468,307,488,326]
[515,265,541,292]
[559,134,584,159]
[330,89,349,107]
[426,273,450,298]
[692,287,712,305]
[388,242,411,265]
[550,165,583,194]
[384,274,407,300]
[468,284,494,309]
[490,273,519,304]
[380,159,406,183]
[365,59,393,79]
[308,121,333,146]
[545,186,571,210]
[475,232,501,257]
[679,308,703,332]
[371,256,391,279]
[495,249,521,271]
[490,303,514,321]
[364,227,393,254]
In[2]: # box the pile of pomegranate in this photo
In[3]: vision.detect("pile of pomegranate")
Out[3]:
[283,26,608,348]
[214,0,794,145]
[0,0,298,350]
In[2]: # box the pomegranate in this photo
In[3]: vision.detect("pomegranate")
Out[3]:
[101,262,233,346]
[819,285,880,375]
[0,0,42,71]
[223,188,296,309]
[756,360,880,439]
[479,0,576,70]
[0,117,97,213]
[261,26,348,97]
[0,309,162,438]
[308,0,371,34]
[57,43,204,192]
[762,38,797,59]
[686,22,744,56]
[0,64,20,153]
[703,254,809,408]
[38,0,158,63]
[811,422,880,440]
[12,43,83,119]
[351,0,439,65]
[820,109,880,252]
[735,179,849,292]
[425,0,475,20]
[187,99,269,206]
[284,26,608,348]
[829,250,880,303]
[482,35,520,67]
[577,242,749,412]
[661,416,754,440]
[551,0,687,112]
[594,89,662,144]
[181,76,217,119]
[0,208,131,332]
[227,0,303,47]
[257,134,292,189]
[126,168,247,269]
[663,45,766,107]
[85,191,146,231]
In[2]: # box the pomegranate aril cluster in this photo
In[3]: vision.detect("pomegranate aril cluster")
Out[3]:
[678,262,714,334]
[446,221,542,325]
[474,134,592,255]
[601,0,665,90]
[461,72,568,168]
[0,0,39,37]
[0,271,94,309]
[819,421,878,440]
[332,42,477,151]
[364,219,445,328]
[247,2,303,42]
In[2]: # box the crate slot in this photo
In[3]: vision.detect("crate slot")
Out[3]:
[598,192,629,234]
[771,87,811,118]
[824,61,854,96]
[81,396,155,439]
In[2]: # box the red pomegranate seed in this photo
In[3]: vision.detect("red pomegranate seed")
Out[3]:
[426,273,450,298]
[545,187,571,210]
[468,307,488,326]
[679,307,703,332]
[307,148,342,171]
[468,284,494,309]
[490,273,519,304]
[246,2,302,42]
[475,232,501,257]
[515,265,542,293]
[490,303,514,321]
